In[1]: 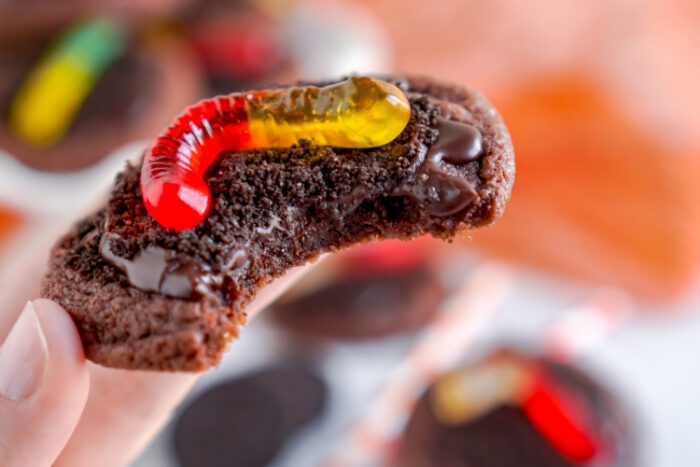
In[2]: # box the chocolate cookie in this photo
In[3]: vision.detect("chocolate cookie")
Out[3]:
[270,264,446,339]
[398,350,636,467]
[41,76,514,371]
[173,365,326,467]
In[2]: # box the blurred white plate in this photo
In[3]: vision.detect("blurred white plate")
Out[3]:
[0,141,145,216]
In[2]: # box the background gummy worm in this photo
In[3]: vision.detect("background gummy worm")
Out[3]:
[140,76,411,231]
[9,18,127,147]
[433,358,600,462]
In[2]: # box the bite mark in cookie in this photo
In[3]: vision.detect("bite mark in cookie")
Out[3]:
[41,76,515,371]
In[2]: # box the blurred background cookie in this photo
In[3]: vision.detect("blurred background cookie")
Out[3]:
[178,0,293,94]
[269,239,447,339]
[173,364,327,467]
[0,0,186,43]
[399,349,636,467]
[0,19,203,172]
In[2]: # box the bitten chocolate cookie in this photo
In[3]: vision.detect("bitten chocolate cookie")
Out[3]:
[398,350,636,467]
[41,75,514,371]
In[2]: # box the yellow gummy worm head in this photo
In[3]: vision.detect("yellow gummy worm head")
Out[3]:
[430,357,533,425]
[343,76,411,147]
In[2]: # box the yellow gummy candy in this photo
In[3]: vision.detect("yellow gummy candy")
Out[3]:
[10,55,94,146]
[8,19,125,147]
[245,76,412,149]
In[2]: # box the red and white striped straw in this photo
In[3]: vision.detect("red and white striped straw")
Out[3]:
[324,263,514,467]
[542,288,632,358]
[323,273,633,467]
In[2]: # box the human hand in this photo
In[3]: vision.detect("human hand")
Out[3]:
[0,264,312,467]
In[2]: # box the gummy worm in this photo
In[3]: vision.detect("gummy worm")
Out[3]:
[9,19,126,147]
[141,77,411,231]
[522,370,599,462]
[435,361,599,462]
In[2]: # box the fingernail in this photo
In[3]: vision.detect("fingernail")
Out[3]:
[0,301,48,400]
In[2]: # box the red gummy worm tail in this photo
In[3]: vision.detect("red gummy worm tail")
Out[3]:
[141,95,252,231]
[522,372,599,462]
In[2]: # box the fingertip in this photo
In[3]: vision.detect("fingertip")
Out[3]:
[0,300,89,467]
[31,299,85,364]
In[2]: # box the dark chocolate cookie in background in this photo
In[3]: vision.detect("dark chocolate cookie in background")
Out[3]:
[398,350,637,467]
[178,0,292,94]
[0,35,204,172]
[173,365,327,467]
[0,0,186,43]
[269,239,447,339]
[41,75,514,371]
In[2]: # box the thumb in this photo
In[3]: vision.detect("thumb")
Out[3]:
[0,299,89,467]
[54,261,317,467]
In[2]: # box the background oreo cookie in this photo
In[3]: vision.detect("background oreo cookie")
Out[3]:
[173,365,327,467]
[270,264,446,339]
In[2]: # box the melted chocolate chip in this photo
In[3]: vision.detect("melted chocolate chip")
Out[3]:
[100,234,198,299]
[422,160,478,216]
[427,118,483,164]
[99,232,247,303]
[161,262,202,298]
[394,118,482,217]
